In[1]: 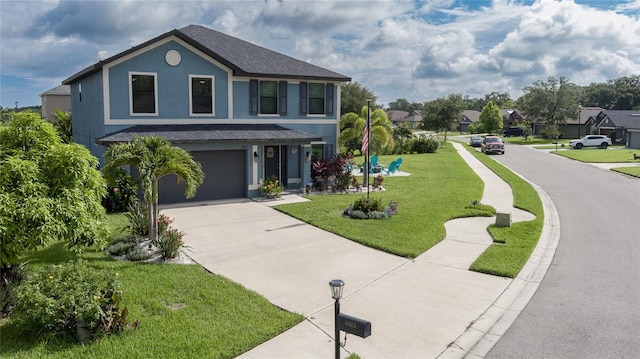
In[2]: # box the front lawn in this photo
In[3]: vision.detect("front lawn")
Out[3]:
[0,217,303,358]
[277,143,496,258]
[611,166,640,178]
[552,147,640,163]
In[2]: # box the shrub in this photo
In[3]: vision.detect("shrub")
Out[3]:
[411,136,440,153]
[13,260,133,342]
[106,241,137,256]
[258,175,284,198]
[353,197,383,213]
[368,211,389,219]
[349,210,367,219]
[123,200,149,236]
[125,247,152,261]
[105,167,137,212]
[155,228,188,259]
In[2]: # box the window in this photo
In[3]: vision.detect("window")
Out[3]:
[250,80,287,116]
[260,81,278,114]
[130,72,157,115]
[308,83,325,114]
[300,83,333,116]
[190,75,214,115]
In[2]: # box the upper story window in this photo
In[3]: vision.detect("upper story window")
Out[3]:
[299,82,334,116]
[249,80,287,116]
[260,81,278,115]
[130,72,157,115]
[190,75,214,115]
[308,83,325,115]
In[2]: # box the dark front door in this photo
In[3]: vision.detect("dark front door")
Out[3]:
[263,145,288,188]
[264,145,280,180]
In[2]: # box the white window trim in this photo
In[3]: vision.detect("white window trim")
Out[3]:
[189,74,215,116]
[129,71,158,116]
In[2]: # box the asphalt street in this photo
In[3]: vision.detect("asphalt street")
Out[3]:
[484,144,640,358]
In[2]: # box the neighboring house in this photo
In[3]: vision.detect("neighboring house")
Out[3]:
[62,24,350,203]
[39,85,71,121]
[457,110,480,132]
[500,109,524,128]
[386,110,422,128]
[593,110,640,148]
[548,107,604,139]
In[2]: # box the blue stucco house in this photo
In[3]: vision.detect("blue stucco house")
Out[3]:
[63,25,351,203]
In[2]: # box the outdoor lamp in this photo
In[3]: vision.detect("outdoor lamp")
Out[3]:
[253,151,259,162]
[329,279,345,300]
[330,279,345,359]
[306,151,311,162]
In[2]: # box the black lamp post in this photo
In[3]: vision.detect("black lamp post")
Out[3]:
[329,279,345,359]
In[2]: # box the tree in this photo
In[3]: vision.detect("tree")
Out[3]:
[422,94,466,141]
[387,98,423,112]
[103,136,204,242]
[52,109,73,143]
[479,101,503,134]
[338,106,394,154]
[340,82,378,115]
[517,76,579,138]
[0,112,108,267]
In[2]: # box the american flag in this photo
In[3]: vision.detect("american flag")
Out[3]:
[361,120,370,153]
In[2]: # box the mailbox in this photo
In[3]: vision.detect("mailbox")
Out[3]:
[337,313,371,338]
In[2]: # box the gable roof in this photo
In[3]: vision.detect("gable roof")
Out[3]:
[460,110,480,123]
[596,110,640,129]
[39,85,70,97]
[95,124,323,145]
[64,24,350,85]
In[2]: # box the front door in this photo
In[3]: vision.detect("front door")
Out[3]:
[264,145,288,188]
[264,145,280,181]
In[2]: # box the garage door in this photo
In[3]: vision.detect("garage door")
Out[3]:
[158,150,247,204]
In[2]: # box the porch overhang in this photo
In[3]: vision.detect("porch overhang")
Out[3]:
[96,124,323,145]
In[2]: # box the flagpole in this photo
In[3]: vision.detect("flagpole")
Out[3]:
[366,100,371,200]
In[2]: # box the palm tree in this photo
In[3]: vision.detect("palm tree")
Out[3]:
[338,105,394,154]
[103,136,204,242]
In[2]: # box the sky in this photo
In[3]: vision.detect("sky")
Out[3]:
[1,0,639,109]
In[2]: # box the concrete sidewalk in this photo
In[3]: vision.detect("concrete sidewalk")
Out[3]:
[163,142,559,359]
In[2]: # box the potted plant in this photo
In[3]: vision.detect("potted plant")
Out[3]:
[258,176,284,199]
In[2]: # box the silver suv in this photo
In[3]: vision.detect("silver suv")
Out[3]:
[569,135,612,149]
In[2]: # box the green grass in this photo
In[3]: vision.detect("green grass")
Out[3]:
[277,143,495,258]
[552,148,640,163]
[464,144,544,278]
[1,215,303,359]
[611,166,640,178]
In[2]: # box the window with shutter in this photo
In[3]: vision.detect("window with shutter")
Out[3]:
[309,83,325,115]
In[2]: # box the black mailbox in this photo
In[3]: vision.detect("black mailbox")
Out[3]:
[337,313,371,338]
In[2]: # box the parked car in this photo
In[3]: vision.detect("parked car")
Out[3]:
[469,135,483,147]
[568,135,612,149]
[481,136,505,154]
[502,126,524,137]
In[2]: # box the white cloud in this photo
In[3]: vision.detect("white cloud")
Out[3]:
[1,0,639,107]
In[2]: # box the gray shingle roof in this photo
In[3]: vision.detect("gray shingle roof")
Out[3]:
[64,25,350,84]
[95,124,323,145]
[598,110,640,129]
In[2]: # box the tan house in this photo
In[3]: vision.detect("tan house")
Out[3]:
[39,85,71,121]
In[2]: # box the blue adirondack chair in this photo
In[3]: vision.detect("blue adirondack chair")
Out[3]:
[370,155,379,168]
[385,160,398,175]
[395,157,403,171]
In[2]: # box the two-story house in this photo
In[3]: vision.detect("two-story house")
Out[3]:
[63,25,350,204]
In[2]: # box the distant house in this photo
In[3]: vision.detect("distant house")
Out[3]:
[457,110,480,132]
[593,110,640,148]
[62,24,350,203]
[552,107,604,139]
[500,109,525,128]
[39,85,71,121]
[387,109,422,128]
